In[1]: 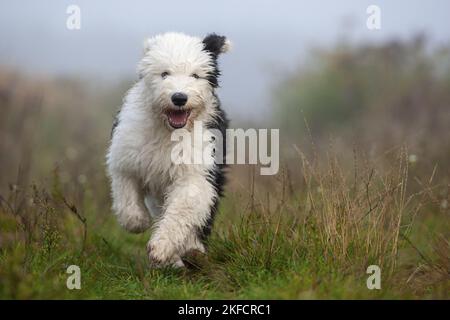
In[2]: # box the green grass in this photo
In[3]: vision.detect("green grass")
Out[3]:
[1,178,448,299]
[0,146,448,300]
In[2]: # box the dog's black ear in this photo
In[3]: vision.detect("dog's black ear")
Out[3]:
[202,34,232,57]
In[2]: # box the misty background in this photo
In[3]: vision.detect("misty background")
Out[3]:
[1,0,450,119]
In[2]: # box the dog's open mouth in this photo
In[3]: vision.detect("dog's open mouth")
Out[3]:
[165,109,191,129]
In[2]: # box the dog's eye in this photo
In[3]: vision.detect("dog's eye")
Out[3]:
[161,71,170,79]
[191,73,200,79]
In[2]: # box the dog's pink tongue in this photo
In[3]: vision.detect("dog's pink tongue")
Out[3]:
[168,110,189,128]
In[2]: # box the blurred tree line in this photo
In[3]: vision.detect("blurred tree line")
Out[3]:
[274,35,450,174]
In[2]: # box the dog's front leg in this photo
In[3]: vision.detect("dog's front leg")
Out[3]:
[147,174,215,267]
[110,171,151,233]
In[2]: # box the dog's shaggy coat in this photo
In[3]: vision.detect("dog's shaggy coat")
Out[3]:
[106,32,230,267]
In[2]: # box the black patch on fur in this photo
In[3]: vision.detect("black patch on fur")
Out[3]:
[202,34,227,88]
[198,95,229,244]
[203,34,227,57]
[197,35,229,241]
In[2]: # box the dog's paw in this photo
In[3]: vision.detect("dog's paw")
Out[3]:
[147,239,184,268]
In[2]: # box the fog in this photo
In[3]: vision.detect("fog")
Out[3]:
[1,0,449,119]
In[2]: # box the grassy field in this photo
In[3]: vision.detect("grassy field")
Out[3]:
[1,149,448,299]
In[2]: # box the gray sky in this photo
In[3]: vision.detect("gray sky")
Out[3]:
[1,0,449,119]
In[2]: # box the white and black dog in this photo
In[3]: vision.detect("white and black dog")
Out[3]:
[106,32,230,267]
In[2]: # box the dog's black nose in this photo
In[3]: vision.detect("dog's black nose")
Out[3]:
[171,92,188,107]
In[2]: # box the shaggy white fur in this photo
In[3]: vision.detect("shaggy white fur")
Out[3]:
[106,32,230,267]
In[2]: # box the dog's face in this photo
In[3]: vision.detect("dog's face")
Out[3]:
[138,32,230,130]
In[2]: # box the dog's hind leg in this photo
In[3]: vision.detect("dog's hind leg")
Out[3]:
[110,171,151,233]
